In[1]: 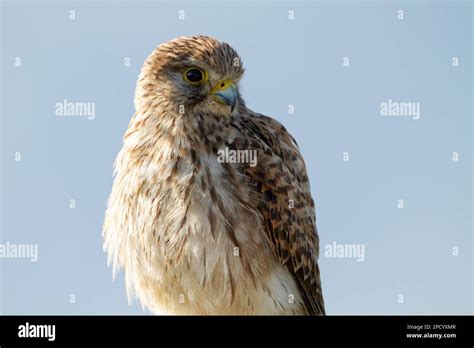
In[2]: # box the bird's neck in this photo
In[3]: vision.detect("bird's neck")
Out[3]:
[124,109,234,164]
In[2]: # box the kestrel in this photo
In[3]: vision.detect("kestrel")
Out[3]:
[103,36,325,315]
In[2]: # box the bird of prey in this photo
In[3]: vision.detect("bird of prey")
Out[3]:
[103,36,325,315]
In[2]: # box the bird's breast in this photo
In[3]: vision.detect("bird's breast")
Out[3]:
[112,146,304,314]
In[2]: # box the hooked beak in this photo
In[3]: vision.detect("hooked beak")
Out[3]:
[210,80,237,112]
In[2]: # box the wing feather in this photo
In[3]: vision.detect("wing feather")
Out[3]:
[233,113,325,315]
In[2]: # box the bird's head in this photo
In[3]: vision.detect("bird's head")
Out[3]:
[135,36,245,119]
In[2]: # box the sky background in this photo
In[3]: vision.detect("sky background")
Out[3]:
[0,0,472,314]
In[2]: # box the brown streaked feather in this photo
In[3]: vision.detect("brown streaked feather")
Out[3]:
[232,113,325,315]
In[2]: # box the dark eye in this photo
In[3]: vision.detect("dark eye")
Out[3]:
[184,68,207,85]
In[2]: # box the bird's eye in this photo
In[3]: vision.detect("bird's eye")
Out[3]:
[183,68,207,85]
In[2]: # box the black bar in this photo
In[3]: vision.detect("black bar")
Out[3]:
[0,315,472,346]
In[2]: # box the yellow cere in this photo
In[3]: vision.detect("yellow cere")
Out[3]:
[210,79,233,93]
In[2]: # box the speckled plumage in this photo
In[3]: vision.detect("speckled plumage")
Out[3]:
[103,36,325,315]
